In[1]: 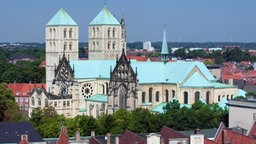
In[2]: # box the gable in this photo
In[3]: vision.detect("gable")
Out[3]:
[55,54,74,82]
[181,71,213,88]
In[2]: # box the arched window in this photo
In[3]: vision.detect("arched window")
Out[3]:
[184,91,188,104]
[96,28,99,37]
[93,41,95,49]
[49,28,52,39]
[69,28,72,38]
[113,28,116,38]
[142,92,146,103]
[218,95,221,102]
[69,42,72,50]
[31,97,35,106]
[92,28,95,38]
[108,41,111,49]
[227,95,229,100]
[172,90,175,98]
[38,98,41,106]
[195,91,200,102]
[64,42,67,51]
[156,91,160,102]
[112,41,115,49]
[165,90,169,102]
[108,28,111,38]
[106,82,109,95]
[53,29,56,39]
[149,88,153,102]
[64,28,67,38]
[96,105,100,118]
[206,91,210,104]
[102,84,105,94]
[45,98,48,106]
[231,94,233,99]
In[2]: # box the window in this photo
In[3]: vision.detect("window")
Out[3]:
[231,94,233,99]
[63,101,66,107]
[54,101,57,107]
[142,92,146,103]
[25,97,28,102]
[67,101,70,107]
[69,42,72,50]
[156,91,159,102]
[102,84,105,94]
[25,104,28,110]
[69,28,72,38]
[45,98,48,106]
[64,42,67,51]
[15,97,18,102]
[195,91,200,102]
[172,90,175,98]
[218,95,221,102]
[92,28,95,38]
[113,28,116,38]
[149,88,153,102]
[112,41,115,49]
[184,91,188,104]
[165,90,169,102]
[20,97,23,102]
[38,98,41,106]
[227,95,229,100]
[108,28,111,37]
[108,41,111,49]
[96,28,99,37]
[64,28,67,38]
[31,97,35,106]
[93,41,95,49]
[206,91,210,104]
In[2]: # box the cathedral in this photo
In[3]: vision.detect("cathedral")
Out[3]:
[29,6,238,118]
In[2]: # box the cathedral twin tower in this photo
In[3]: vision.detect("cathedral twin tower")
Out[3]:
[45,7,126,89]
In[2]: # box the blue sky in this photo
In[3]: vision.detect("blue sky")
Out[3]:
[0,0,256,42]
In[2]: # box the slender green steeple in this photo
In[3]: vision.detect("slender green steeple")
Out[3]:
[47,8,77,26]
[161,28,169,62]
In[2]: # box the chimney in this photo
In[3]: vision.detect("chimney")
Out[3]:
[115,136,119,144]
[91,131,95,137]
[106,133,111,144]
[194,128,200,134]
[160,138,165,144]
[75,131,80,141]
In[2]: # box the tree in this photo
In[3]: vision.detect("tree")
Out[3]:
[111,109,132,134]
[0,82,22,121]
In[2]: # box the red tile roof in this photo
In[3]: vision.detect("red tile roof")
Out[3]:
[39,60,46,67]
[8,83,46,97]
[56,126,69,144]
[248,70,256,78]
[126,56,148,61]
[247,121,256,137]
[119,130,146,144]
[89,137,101,144]
[214,122,256,144]
[160,126,189,144]
[204,138,219,144]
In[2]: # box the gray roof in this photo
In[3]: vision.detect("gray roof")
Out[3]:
[179,128,218,138]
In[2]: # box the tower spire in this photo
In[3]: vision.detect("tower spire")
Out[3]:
[161,26,169,62]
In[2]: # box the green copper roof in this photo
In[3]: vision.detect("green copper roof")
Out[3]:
[70,60,216,85]
[218,97,228,109]
[212,82,237,89]
[181,71,213,88]
[47,8,77,26]
[85,94,108,103]
[161,29,169,55]
[236,89,247,97]
[151,102,167,113]
[89,7,120,25]
[141,102,153,106]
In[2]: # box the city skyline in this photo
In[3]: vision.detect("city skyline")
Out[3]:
[1,0,256,43]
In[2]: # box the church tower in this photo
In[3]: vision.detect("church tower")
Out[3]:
[45,8,79,90]
[88,7,125,60]
[161,28,169,62]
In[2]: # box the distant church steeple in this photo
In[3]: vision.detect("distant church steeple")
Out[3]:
[161,28,169,62]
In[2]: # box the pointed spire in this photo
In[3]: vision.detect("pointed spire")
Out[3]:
[161,27,169,62]
[47,8,77,26]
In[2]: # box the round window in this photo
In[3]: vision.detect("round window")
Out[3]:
[81,83,93,98]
